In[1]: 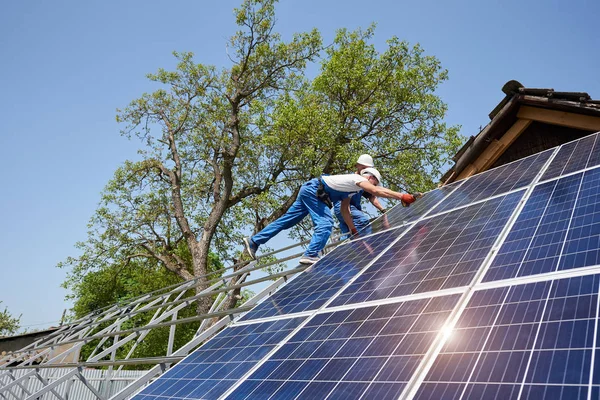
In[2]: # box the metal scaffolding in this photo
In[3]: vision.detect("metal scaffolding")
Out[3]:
[0,233,345,400]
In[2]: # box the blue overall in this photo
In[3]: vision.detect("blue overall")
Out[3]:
[251,178,355,257]
[334,191,372,239]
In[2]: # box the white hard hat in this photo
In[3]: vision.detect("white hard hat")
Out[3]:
[360,167,381,185]
[356,154,374,168]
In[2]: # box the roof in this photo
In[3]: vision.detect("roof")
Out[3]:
[0,327,58,342]
[441,80,600,183]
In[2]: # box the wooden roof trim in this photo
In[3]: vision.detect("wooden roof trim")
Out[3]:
[517,106,600,132]
[455,118,532,181]
[442,82,600,185]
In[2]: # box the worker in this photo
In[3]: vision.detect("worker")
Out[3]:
[334,154,387,239]
[243,168,418,265]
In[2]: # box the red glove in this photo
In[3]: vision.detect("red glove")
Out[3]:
[351,228,359,236]
[400,193,416,207]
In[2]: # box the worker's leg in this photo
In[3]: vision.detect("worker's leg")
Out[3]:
[336,213,350,237]
[303,185,334,257]
[335,208,351,240]
[334,202,350,238]
[352,208,372,236]
[335,206,370,239]
[251,185,309,246]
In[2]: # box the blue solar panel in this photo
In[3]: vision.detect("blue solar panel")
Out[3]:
[131,317,305,400]
[558,167,600,272]
[483,173,582,282]
[239,229,402,321]
[414,274,600,400]
[587,132,600,169]
[330,191,523,307]
[228,294,460,399]
[484,167,600,282]
[542,133,599,181]
[368,184,458,234]
[434,150,552,214]
[133,135,600,400]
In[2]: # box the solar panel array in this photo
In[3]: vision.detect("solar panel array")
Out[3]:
[132,132,600,400]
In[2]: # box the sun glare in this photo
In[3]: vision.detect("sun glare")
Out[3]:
[441,324,454,340]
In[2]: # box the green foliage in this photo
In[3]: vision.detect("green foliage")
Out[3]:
[60,0,463,319]
[69,254,222,368]
[0,302,21,336]
[267,25,462,192]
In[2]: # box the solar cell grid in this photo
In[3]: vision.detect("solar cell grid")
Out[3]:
[130,317,305,400]
[414,275,600,400]
[541,132,599,181]
[227,294,461,400]
[484,166,600,283]
[330,191,523,307]
[434,149,552,214]
[483,173,583,282]
[587,132,600,168]
[239,228,402,322]
[558,167,600,272]
[368,184,457,234]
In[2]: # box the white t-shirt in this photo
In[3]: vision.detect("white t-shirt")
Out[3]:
[322,174,367,193]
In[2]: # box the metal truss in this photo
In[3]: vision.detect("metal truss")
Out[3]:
[0,233,347,400]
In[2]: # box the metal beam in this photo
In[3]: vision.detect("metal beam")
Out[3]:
[27,370,69,400]
[1,357,184,370]
[75,368,106,400]
[108,275,291,400]
[0,372,36,396]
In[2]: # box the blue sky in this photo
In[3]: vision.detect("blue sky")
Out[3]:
[1,0,598,330]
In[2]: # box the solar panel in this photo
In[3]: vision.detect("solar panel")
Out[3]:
[414,274,600,400]
[484,166,600,283]
[541,133,599,181]
[558,167,600,272]
[483,173,583,282]
[131,317,305,399]
[330,191,523,307]
[239,228,403,322]
[228,294,461,399]
[368,184,458,234]
[433,149,553,214]
[132,133,600,400]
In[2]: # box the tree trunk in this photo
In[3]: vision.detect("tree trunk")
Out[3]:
[189,239,213,316]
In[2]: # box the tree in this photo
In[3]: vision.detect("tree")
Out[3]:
[267,25,461,191]
[65,251,223,318]
[60,0,462,318]
[65,254,238,368]
[60,0,322,315]
[0,302,21,336]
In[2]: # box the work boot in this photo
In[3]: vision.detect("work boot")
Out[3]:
[243,237,258,260]
[299,255,320,265]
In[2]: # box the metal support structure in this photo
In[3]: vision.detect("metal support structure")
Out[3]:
[0,230,348,400]
[166,311,178,357]
[102,322,120,398]
[75,368,106,400]
[63,376,75,400]
[30,369,70,400]
[108,274,294,400]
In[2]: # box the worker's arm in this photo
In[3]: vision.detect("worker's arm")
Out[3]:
[340,197,358,235]
[369,196,386,212]
[356,180,416,205]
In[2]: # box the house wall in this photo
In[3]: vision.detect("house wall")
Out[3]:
[0,330,58,354]
[491,121,592,168]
